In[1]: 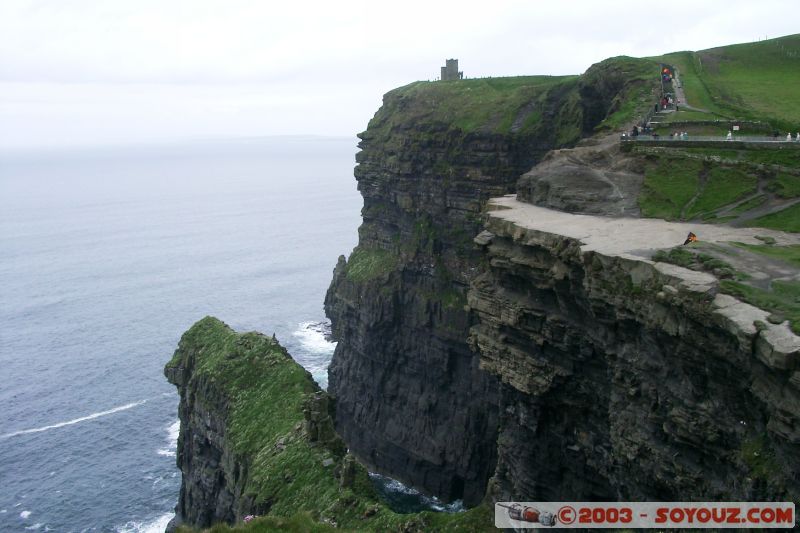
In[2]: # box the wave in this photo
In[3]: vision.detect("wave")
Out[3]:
[116,512,174,533]
[292,321,336,355]
[0,400,147,440]
[156,419,180,457]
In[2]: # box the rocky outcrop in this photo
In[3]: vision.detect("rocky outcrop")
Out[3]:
[517,134,646,216]
[325,59,660,506]
[516,56,662,216]
[165,319,261,527]
[468,198,800,504]
[164,317,320,528]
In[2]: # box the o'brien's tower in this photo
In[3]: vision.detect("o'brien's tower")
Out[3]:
[440,58,463,81]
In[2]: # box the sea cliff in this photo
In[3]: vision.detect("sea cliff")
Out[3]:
[324,58,659,505]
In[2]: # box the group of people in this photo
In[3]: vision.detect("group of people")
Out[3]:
[655,95,675,111]
[623,127,800,142]
[769,130,800,141]
[729,131,800,141]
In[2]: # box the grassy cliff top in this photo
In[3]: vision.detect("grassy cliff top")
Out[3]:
[362,55,659,139]
[625,35,800,234]
[167,316,317,457]
[361,34,799,141]
[381,75,576,134]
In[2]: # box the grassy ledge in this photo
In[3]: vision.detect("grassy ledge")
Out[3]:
[344,248,398,282]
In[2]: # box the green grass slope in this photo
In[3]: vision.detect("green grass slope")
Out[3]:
[632,144,800,232]
[658,34,800,130]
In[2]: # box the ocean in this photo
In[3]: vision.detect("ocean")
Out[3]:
[0,137,363,532]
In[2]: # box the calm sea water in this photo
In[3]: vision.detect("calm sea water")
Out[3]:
[0,137,363,532]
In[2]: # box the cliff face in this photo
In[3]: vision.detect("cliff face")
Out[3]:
[469,198,800,504]
[324,63,657,505]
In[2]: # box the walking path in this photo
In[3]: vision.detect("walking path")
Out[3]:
[647,67,707,128]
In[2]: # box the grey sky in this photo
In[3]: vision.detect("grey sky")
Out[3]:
[0,0,796,148]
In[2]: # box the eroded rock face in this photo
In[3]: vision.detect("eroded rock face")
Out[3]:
[164,373,254,528]
[468,214,800,504]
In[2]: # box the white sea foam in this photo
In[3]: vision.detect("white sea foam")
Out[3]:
[369,473,465,513]
[25,523,42,530]
[156,419,180,457]
[1,400,147,440]
[20,510,31,519]
[116,512,174,533]
[293,321,336,354]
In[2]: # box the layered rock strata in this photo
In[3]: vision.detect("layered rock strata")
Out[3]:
[469,197,800,503]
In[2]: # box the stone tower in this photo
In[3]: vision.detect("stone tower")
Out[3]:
[440,59,463,81]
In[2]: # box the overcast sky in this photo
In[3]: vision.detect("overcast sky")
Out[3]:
[0,0,796,149]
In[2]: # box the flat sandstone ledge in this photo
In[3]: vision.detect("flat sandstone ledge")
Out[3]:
[482,195,800,370]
